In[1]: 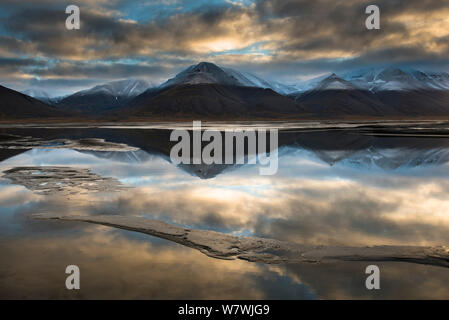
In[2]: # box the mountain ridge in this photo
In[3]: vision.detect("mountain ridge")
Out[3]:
[3,63,449,120]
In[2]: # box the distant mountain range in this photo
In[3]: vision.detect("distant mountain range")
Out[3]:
[341,67,449,91]
[2,62,449,120]
[289,68,449,117]
[56,79,152,114]
[21,89,65,105]
[293,67,449,93]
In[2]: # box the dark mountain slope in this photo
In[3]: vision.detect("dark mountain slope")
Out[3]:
[123,84,306,119]
[295,89,394,117]
[375,90,449,116]
[0,85,70,119]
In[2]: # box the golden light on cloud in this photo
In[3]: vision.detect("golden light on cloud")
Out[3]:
[195,38,244,52]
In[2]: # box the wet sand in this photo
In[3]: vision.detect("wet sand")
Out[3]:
[33,213,449,268]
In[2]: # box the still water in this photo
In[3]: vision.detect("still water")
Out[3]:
[1,123,449,299]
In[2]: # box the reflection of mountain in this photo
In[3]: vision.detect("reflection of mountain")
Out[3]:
[311,147,449,169]
[78,149,155,164]
[80,148,239,179]
[0,133,35,162]
[286,130,449,169]
[2,125,449,178]
[0,148,28,162]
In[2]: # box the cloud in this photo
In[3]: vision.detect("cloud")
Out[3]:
[1,0,449,91]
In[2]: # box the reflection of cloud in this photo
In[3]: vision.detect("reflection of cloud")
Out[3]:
[2,141,449,298]
[10,171,449,247]
[4,147,449,247]
[0,229,310,299]
[275,261,449,299]
[0,184,39,206]
[111,177,449,246]
[3,224,449,299]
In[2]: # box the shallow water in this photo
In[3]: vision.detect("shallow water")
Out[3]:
[1,123,449,299]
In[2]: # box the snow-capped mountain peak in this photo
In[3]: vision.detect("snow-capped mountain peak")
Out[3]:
[21,89,66,105]
[314,73,357,91]
[160,62,241,87]
[222,67,297,94]
[160,62,298,94]
[22,88,51,99]
[341,67,449,91]
[74,79,152,98]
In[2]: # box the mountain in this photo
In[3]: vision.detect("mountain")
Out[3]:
[6,63,449,120]
[222,67,297,94]
[160,62,297,94]
[21,89,66,105]
[343,67,449,116]
[289,68,449,118]
[0,85,70,119]
[290,74,391,117]
[341,67,449,91]
[292,67,449,94]
[122,62,305,119]
[309,73,358,91]
[289,73,361,96]
[292,73,334,93]
[160,62,241,87]
[126,84,305,119]
[21,89,52,104]
[57,79,152,114]
[126,64,449,119]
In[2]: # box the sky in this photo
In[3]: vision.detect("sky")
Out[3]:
[1,0,449,96]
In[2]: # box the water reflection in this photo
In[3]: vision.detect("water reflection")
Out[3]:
[0,124,449,299]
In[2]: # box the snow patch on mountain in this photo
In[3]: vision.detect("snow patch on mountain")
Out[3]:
[223,68,297,94]
[160,62,242,88]
[314,74,357,91]
[21,89,67,105]
[73,79,152,98]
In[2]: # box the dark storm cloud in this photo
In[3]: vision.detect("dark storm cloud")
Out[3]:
[30,61,169,78]
[0,57,46,68]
